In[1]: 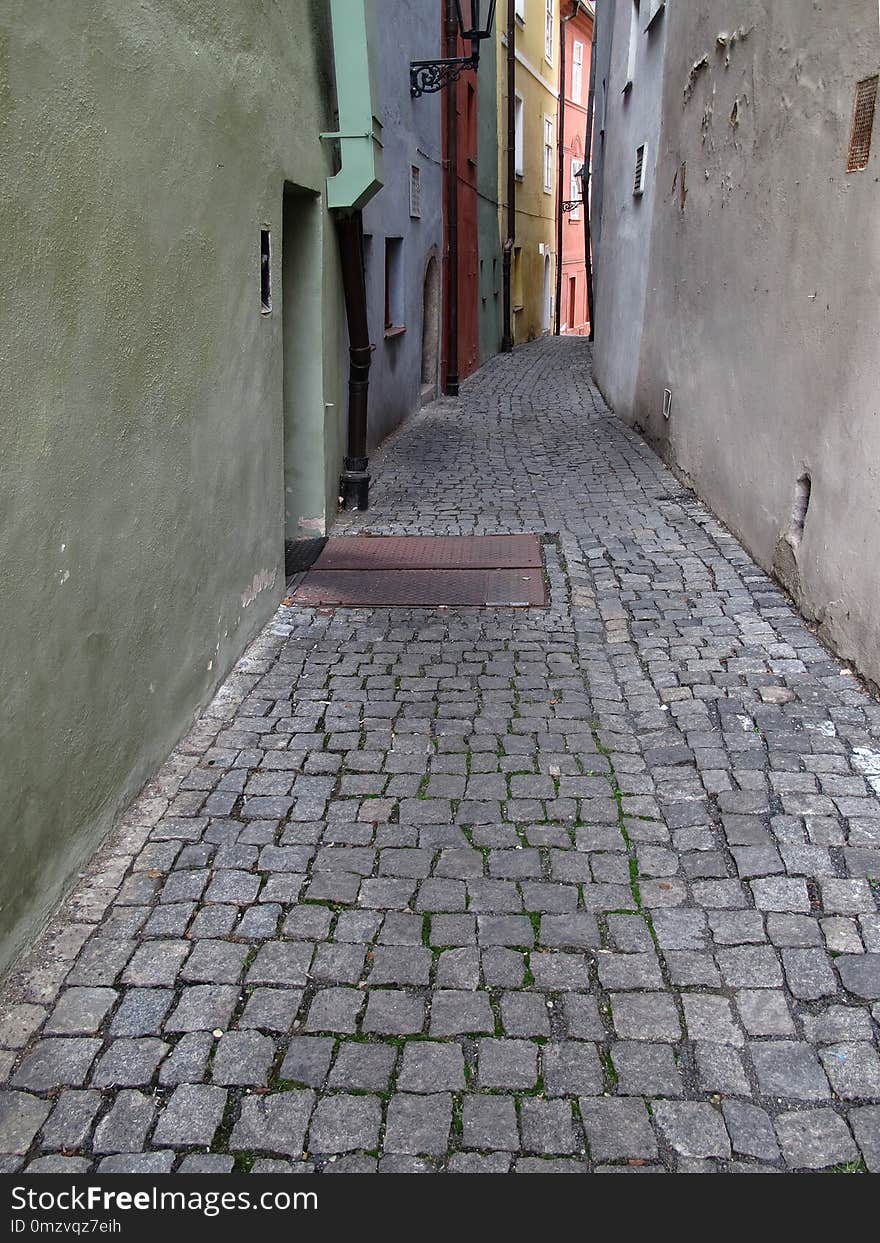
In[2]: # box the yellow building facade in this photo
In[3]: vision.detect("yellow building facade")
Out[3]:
[498,0,560,343]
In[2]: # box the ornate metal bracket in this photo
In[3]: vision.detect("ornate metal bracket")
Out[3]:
[562,199,584,213]
[410,56,477,98]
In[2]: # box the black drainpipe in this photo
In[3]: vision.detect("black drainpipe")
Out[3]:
[554,3,570,335]
[444,0,460,395]
[336,211,372,510]
[501,0,516,352]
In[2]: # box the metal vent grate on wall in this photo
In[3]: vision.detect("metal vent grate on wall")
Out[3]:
[633,143,647,195]
[847,75,878,172]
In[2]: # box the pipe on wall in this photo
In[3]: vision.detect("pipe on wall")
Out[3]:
[336,211,372,510]
[554,4,570,334]
[501,0,516,352]
[444,0,460,394]
[582,4,598,341]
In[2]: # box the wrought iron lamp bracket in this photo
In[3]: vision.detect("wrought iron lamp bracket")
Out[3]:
[410,55,478,98]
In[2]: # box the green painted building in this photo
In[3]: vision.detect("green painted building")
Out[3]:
[0,0,380,973]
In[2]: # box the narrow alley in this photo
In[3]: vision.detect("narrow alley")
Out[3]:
[1,337,879,1173]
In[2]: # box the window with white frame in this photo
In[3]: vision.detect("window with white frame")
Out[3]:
[572,41,584,104]
[569,163,581,219]
[384,237,405,332]
[514,93,525,176]
[515,0,525,22]
[543,115,554,193]
[625,0,640,90]
[544,0,554,63]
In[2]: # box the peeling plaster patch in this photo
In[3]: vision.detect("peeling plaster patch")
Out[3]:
[852,748,880,797]
[684,55,709,104]
[716,26,752,67]
[240,568,277,608]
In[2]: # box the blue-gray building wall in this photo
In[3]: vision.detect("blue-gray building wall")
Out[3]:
[364,0,444,449]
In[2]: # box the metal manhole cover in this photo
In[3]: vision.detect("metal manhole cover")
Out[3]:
[313,534,542,571]
[291,568,546,608]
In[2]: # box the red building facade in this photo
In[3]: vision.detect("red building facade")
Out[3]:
[560,1,594,335]
[441,22,480,390]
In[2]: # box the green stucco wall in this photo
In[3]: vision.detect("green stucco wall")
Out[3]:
[477,26,502,362]
[0,0,345,974]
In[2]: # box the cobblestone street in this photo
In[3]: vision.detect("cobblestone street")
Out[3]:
[2,335,879,1173]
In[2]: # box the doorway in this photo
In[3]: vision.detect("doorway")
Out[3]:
[282,185,326,571]
[542,253,552,333]
[568,276,577,334]
[421,254,440,404]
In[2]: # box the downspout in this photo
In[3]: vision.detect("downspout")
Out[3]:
[554,5,571,335]
[582,5,597,341]
[501,0,515,352]
[336,214,372,510]
[444,0,460,394]
[324,0,383,509]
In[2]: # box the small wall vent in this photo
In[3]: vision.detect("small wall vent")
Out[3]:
[662,388,672,419]
[847,75,878,172]
[633,143,647,195]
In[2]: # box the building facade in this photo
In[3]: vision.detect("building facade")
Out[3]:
[499,0,561,344]
[364,0,444,428]
[442,20,482,389]
[591,0,880,689]
[0,0,384,974]
[558,1,594,334]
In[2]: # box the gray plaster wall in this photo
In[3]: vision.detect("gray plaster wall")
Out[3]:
[363,0,444,447]
[0,0,345,973]
[592,0,880,690]
[591,0,667,416]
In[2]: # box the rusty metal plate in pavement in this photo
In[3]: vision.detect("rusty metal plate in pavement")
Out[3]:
[291,568,546,608]
[313,534,542,571]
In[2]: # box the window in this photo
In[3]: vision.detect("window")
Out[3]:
[515,0,525,23]
[572,41,584,104]
[466,83,477,162]
[512,246,523,309]
[625,0,640,91]
[544,0,554,63]
[260,228,271,313]
[633,143,647,195]
[514,93,525,176]
[409,165,421,218]
[569,163,581,219]
[384,237,404,334]
[543,115,554,193]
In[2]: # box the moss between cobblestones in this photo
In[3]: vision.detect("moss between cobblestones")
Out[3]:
[830,1159,866,1173]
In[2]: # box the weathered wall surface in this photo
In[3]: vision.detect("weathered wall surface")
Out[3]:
[363,0,443,445]
[593,0,880,690]
[0,0,343,973]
